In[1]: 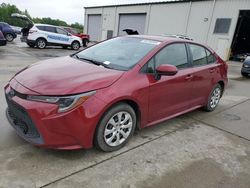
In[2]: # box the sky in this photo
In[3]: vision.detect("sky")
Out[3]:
[1,0,168,24]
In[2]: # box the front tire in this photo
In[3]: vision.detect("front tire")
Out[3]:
[36,38,46,49]
[5,33,14,42]
[82,39,89,47]
[94,103,136,152]
[203,84,222,112]
[241,71,249,78]
[71,41,80,50]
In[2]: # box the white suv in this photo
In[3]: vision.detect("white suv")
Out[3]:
[11,13,82,50]
[27,24,82,50]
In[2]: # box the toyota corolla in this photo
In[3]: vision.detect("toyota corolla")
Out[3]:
[4,36,228,152]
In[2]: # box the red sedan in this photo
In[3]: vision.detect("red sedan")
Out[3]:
[4,36,228,151]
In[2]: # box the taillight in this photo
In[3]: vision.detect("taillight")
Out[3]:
[29,30,37,34]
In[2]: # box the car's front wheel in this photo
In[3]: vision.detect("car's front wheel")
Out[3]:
[82,39,89,47]
[241,71,249,78]
[36,38,47,49]
[204,84,222,112]
[71,41,80,50]
[5,33,14,42]
[95,103,136,152]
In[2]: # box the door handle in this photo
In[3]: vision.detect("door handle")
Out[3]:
[185,74,193,80]
[209,68,215,73]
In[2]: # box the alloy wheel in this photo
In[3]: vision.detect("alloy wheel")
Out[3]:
[210,87,221,109]
[104,111,133,147]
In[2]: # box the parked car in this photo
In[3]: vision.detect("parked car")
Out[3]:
[0,31,7,46]
[11,13,82,50]
[4,36,228,152]
[62,26,89,47]
[241,56,250,77]
[0,22,17,42]
[10,25,22,35]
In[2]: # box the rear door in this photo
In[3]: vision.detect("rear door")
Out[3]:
[55,27,71,45]
[147,43,194,123]
[187,43,219,106]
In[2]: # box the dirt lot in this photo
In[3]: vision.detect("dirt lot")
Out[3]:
[0,38,250,188]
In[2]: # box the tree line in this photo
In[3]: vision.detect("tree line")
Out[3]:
[0,3,83,32]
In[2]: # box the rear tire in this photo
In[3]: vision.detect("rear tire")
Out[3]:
[71,41,80,50]
[5,33,14,42]
[36,38,46,49]
[94,103,136,152]
[203,84,222,112]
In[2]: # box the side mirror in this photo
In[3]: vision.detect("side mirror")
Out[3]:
[155,64,178,80]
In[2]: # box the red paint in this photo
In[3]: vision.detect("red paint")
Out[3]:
[4,36,228,149]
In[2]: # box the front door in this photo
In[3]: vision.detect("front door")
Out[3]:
[147,43,194,123]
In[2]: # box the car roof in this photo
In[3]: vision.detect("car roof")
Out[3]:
[0,22,9,25]
[125,35,194,43]
[34,23,60,28]
[124,35,214,53]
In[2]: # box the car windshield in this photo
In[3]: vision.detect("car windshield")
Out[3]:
[74,37,161,71]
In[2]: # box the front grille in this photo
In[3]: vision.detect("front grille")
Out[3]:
[5,93,40,139]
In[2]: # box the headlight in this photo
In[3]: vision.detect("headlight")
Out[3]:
[27,91,96,113]
[243,64,249,68]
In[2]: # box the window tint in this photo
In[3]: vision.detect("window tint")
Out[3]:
[36,26,45,31]
[56,28,67,35]
[44,26,56,33]
[155,43,188,69]
[206,49,216,64]
[189,44,207,66]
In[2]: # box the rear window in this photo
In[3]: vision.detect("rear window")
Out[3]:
[44,26,56,33]
[189,44,207,66]
[36,26,45,31]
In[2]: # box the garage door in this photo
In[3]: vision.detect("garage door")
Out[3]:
[118,14,146,36]
[87,14,101,41]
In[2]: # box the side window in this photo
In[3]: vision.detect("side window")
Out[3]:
[44,26,56,33]
[189,44,207,66]
[155,43,188,69]
[36,26,45,31]
[56,28,67,35]
[206,49,217,64]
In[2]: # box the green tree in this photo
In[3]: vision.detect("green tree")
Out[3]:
[0,3,85,33]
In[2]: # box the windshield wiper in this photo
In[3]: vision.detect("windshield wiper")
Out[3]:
[74,55,111,68]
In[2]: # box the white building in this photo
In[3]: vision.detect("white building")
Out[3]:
[84,0,250,60]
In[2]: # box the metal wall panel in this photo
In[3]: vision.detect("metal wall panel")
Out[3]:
[118,14,146,35]
[87,14,102,41]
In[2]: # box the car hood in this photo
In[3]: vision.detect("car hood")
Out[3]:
[14,56,124,95]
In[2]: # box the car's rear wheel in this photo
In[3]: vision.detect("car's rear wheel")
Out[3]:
[82,39,89,47]
[5,33,14,42]
[71,41,80,50]
[95,103,136,152]
[204,84,222,112]
[36,38,46,49]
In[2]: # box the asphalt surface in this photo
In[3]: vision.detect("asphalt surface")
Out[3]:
[0,38,250,188]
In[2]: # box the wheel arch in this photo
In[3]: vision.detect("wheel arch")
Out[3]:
[36,37,47,43]
[217,80,225,97]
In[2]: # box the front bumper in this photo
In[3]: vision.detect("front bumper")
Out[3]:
[4,80,106,149]
[241,65,250,74]
[0,39,7,46]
